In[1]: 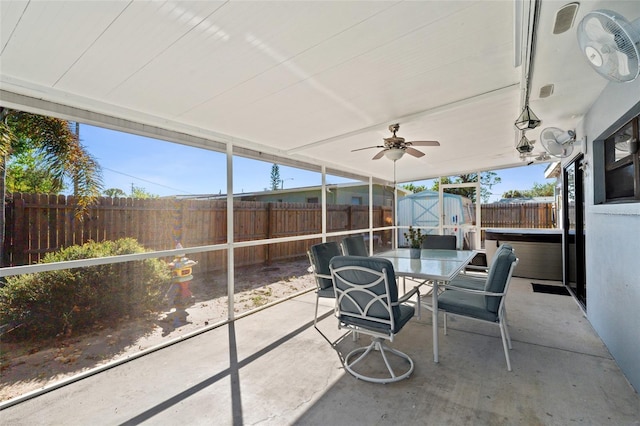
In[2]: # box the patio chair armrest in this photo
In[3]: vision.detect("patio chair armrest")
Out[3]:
[464,265,489,273]
[395,286,421,320]
[444,285,506,297]
[397,286,420,304]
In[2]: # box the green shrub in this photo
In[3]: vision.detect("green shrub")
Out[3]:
[0,238,172,341]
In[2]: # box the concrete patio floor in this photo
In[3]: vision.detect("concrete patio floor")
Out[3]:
[1,276,639,425]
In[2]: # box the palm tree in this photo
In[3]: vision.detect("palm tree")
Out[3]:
[0,108,103,266]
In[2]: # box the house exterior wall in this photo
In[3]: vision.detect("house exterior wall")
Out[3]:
[579,77,640,392]
[246,184,395,206]
[248,189,319,203]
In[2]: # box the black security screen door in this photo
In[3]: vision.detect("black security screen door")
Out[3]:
[563,154,586,309]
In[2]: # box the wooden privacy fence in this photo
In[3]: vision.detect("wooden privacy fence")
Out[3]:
[3,194,554,270]
[480,202,555,229]
[3,194,392,270]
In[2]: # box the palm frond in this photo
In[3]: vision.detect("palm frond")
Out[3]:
[2,109,104,217]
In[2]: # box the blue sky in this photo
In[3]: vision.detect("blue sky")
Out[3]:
[79,124,554,202]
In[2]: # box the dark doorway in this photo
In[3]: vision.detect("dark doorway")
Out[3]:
[563,154,586,309]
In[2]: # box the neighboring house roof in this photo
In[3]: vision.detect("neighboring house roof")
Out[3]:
[167,182,410,200]
[544,162,561,179]
[494,196,555,204]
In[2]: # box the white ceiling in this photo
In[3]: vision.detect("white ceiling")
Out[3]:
[1,1,638,183]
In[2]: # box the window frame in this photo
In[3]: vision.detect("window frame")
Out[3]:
[603,114,640,204]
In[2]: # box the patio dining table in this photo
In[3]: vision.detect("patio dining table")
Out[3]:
[377,248,477,363]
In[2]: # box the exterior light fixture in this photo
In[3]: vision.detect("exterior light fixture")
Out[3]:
[384,148,405,161]
[514,105,542,130]
[516,134,535,155]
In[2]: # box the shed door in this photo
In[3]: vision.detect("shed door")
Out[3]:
[440,182,480,250]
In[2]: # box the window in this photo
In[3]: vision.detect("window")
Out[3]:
[306,197,319,203]
[351,196,363,205]
[604,114,639,203]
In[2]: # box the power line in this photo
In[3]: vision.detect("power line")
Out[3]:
[102,166,196,195]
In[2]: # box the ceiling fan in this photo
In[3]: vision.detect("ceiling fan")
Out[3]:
[351,123,440,161]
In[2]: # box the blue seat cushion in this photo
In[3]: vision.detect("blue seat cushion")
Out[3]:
[447,275,485,291]
[342,235,368,256]
[438,290,498,322]
[310,242,342,291]
[340,304,414,334]
[484,247,516,313]
[421,235,457,250]
[317,287,335,298]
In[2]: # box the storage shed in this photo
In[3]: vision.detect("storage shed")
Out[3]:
[397,190,475,248]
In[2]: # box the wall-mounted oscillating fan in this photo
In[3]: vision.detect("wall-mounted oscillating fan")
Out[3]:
[615,133,638,153]
[540,127,576,158]
[577,9,640,82]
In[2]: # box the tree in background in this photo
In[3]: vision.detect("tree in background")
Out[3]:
[6,149,62,193]
[528,181,555,197]
[130,185,158,199]
[502,189,526,199]
[401,183,427,193]
[430,172,501,203]
[103,188,127,198]
[103,186,157,198]
[502,181,555,199]
[270,163,281,190]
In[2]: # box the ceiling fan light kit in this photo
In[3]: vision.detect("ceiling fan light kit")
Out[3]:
[384,148,406,161]
[514,105,542,130]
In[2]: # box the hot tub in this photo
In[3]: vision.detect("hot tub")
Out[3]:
[485,228,563,281]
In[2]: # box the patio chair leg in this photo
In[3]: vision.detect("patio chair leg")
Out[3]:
[313,295,320,328]
[444,313,448,335]
[502,312,512,348]
[499,322,512,371]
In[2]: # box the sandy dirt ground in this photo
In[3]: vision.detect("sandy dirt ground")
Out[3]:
[0,259,315,402]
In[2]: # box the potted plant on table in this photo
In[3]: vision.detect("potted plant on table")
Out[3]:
[404,226,426,259]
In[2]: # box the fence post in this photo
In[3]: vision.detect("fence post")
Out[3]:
[265,202,272,266]
[2,195,15,267]
[13,195,26,266]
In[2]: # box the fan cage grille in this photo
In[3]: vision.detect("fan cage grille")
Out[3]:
[577,10,640,82]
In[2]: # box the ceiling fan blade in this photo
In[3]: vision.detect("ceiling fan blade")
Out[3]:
[351,145,384,152]
[372,150,386,160]
[405,147,425,158]
[407,140,440,146]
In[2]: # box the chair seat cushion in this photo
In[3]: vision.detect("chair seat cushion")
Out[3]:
[438,290,498,322]
[317,287,335,298]
[447,275,485,291]
[340,304,414,334]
